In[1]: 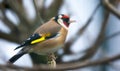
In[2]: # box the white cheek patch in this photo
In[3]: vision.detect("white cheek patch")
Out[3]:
[57,19,68,30]
[58,15,62,18]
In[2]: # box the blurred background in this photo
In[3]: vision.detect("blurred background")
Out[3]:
[0,0,120,71]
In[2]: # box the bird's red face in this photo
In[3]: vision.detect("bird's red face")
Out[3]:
[61,14,70,27]
[54,14,74,30]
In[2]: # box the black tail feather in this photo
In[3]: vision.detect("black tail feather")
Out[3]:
[8,52,26,64]
[14,45,24,50]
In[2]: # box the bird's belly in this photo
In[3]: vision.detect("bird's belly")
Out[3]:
[30,38,64,55]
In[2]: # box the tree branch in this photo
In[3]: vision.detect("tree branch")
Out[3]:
[63,3,101,54]
[43,0,63,20]
[104,31,120,42]
[103,0,120,19]
[78,10,109,61]
[0,54,120,71]
[0,3,19,34]
[33,0,44,24]
[0,32,20,43]
[6,0,31,28]
[80,0,120,61]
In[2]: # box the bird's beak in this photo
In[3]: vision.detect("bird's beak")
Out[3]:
[69,20,76,23]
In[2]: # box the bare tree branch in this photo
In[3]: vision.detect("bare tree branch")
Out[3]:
[78,0,120,61]
[0,3,19,34]
[103,0,120,19]
[33,0,44,24]
[104,31,120,42]
[78,10,110,61]
[5,0,31,28]
[0,32,20,43]
[0,0,120,70]
[63,3,101,54]
[0,54,119,71]
[42,0,63,20]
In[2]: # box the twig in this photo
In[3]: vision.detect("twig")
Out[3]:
[33,0,44,24]
[63,3,101,54]
[0,3,19,33]
[78,11,109,61]
[0,31,20,43]
[6,0,31,28]
[44,0,63,19]
[77,0,120,61]
[103,0,120,19]
[104,31,120,42]
[109,62,120,71]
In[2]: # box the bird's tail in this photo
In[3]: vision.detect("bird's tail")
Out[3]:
[8,51,26,64]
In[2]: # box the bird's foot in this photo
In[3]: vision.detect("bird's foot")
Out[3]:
[47,53,56,68]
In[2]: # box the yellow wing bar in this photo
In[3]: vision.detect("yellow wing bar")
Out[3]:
[31,33,51,44]
[31,36,45,44]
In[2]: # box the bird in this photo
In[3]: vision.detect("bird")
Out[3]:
[8,14,75,64]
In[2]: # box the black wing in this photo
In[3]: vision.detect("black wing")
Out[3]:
[14,33,58,50]
[14,33,40,50]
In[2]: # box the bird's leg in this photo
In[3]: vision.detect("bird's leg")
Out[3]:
[47,53,56,68]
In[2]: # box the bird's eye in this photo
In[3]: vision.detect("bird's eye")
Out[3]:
[62,18,69,23]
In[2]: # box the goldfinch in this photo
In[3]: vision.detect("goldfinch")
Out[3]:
[8,14,74,63]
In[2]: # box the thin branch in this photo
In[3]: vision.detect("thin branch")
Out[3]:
[0,32,20,43]
[1,18,20,36]
[0,3,19,34]
[33,0,44,24]
[109,62,120,71]
[6,0,31,28]
[104,31,120,42]
[63,3,101,54]
[79,0,120,61]
[75,13,120,62]
[78,11,109,61]
[78,0,120,61]
[0,54,120,71]
[103,0,120,19]
[43,0,63,20]
[0,16,19,33]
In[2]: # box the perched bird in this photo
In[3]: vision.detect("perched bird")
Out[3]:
[8,14,74,63]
